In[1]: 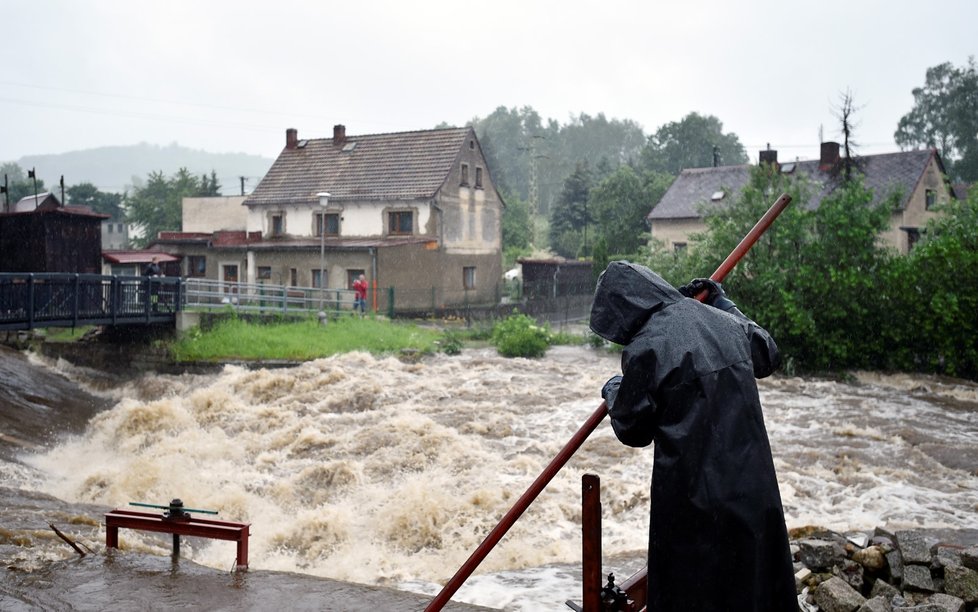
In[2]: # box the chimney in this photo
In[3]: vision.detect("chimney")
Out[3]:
[819,141,841,171]
[758,145,778,167]
[286,128,298,150]
[333,124,346,145]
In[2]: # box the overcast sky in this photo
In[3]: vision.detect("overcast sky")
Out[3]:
[3,0,976,166]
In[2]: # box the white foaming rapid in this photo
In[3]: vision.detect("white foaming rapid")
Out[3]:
[21,347,978,611]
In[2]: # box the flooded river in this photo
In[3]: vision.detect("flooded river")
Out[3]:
[1,343,977,611]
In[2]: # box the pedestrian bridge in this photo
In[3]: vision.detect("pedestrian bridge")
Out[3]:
[0,273,348,331]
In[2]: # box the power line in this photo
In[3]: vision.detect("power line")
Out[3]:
[0,80,404,129]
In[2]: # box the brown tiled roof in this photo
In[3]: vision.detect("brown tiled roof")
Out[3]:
[649,148,941,220]
[244,127,472,207]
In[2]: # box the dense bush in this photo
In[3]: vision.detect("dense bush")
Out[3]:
[491,313,551,358]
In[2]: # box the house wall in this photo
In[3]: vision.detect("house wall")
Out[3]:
[0,213,102,273]
[244,199,435,239]
[881,157,948,254]
[650,218,705,251]
[244,248,373,289]
[101,220,129,250]
[437,140,502,255]
[183,196,248,233]
[376,242,501,311]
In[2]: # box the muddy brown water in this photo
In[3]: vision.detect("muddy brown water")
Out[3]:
[1,344,977,611]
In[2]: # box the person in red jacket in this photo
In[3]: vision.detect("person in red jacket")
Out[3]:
[590,261,796,611]
[352,273,368,315]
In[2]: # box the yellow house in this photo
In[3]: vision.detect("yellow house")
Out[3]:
[648,142,959,255]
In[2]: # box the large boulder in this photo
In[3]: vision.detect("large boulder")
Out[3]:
[903,564,937,592]
[896,531,937,565]
[800,539,848,572]
[943,564,978,603]
[814,576,866,612]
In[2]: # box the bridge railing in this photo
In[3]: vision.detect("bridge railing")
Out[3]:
[0,273,182,330]
[181,278,355,316]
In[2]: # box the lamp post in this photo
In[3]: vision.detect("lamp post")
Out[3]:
[316,192,331,317]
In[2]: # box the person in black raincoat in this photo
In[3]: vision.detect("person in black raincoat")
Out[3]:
[589,261,795,611]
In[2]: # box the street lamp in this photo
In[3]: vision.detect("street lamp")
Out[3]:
[316,192,331,316]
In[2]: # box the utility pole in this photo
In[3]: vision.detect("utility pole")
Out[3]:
[1,175,8,212]
[239,176,246,196]
[60,175,65,206]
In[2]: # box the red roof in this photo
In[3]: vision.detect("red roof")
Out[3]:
[102,251,181,264]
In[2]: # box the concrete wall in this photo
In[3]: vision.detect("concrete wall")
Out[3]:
[183,196,248,232]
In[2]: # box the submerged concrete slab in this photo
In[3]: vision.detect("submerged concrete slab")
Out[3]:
[0,551,497,611]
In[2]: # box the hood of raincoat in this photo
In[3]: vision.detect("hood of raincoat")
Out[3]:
[589,261,684,345]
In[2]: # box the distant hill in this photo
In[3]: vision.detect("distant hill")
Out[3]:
[17,143,275,195]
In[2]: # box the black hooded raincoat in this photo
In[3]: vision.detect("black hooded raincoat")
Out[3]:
[589,261,796,611]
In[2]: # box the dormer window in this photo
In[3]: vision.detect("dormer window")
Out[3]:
[461,163,469,186]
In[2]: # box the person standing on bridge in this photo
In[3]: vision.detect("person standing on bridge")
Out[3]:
[589,261,796,611]
[142,256,161,277]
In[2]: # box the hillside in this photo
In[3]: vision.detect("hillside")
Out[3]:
[16,143,274,195]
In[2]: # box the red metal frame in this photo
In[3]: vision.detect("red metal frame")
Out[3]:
[105,509,250,569]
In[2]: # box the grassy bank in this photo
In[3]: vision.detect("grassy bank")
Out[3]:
[170,316,444,362]
[167,312,592,362]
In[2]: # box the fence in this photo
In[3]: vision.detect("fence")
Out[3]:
[0,273,182,330]
[0,273,597,330]
[182,278,355,317]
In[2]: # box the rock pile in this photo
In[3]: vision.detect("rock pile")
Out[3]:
[792,526,978,611]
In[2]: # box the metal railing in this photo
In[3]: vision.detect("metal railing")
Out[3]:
[181,278,355,316]
[0,273,182,330]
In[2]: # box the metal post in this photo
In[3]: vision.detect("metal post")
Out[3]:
[319,219,325,311]
[582,474,602,611]
[316,192,331,314]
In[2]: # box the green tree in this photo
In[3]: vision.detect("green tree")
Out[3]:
[548,162,593,258]
[0,162,46,207]
[681,164,894,372]
[66,182,124,219]
[501,191,534,266]
[888,191,978,378]
[640,112,748,175]
[590,165,652,256]
[472,107,646,216]
[126,167,219,247]
[895,57,978,181]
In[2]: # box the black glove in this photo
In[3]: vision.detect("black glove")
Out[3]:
[679,278,737,312]
[601,375,622,400]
